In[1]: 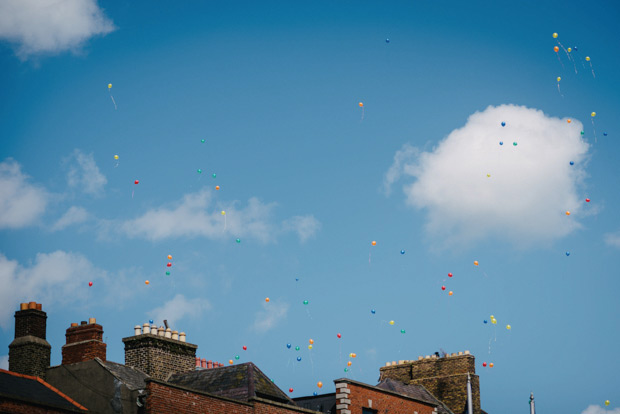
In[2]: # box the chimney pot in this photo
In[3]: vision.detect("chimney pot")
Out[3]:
[207,360,213,369]
[151,323,157,332]
[20,303,28,310]
[143,323,150,334]
[157,326,165,336]
[28,302,37,309]
[201,358,206,368]
[36,303,42,311]
[80,321,87,325]
[179,332,186,342]
[458,351,463,356]
[464,350,470,355]
[134,325,142,335]
[172,330,179,340]
[165,328,172,338]
[71,322,78,327]
[195,357,200,367]
[89,318,96,324]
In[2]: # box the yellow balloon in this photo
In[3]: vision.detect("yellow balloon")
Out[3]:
[585,56,591,61]
[591,112,596,117]
[389,320,394,325]
[552,32,558,38]
[108,83,112,89]
[221,210,226,215]
[567,47,572,52]
[308,345,313,350]
[506,325,511,330]
[605,400,610,406]
[557,77,561,82]
[114,154,119,160]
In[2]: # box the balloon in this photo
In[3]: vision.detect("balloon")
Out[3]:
[289,388,293,393]
[309,339,314,344]
[492,319,497,324]
[337,333,341,338]
[566,252,570,256]
[567,47,572,52]
[317,381,323,388]
[297,356,302,361]
[591,112,596,117]
[557,76,561,82]
[108,83,112,89]
[474,260,479,266]
[585,56,590,61]
[501,122,506,127]
[513,142,517,146]
[235,355,239,360]
[313,392,318,396]
[605,400,610,406]
[167,255,172,260]
[344,368,348,372]
[570,161,574,165]
[286,343,291,349]
[134,180,139,184]
[358,102,364,107]
[295,346,300,351]
[114,154,119,160]
[371,241,376,246]
[499,141,503,145]
[573,46,578,51]
[236,238,241,243]
[149,320,154,324]
[145,280,150,285]
[448,291,453,296]
[212,173,216,178]
[215,185,220,190]
[201,139,205,143]
[489,363,494,367]
[567,119,571,123]
[448,272,453,277]
[371,309,376,314]
[486,173,490,178]
[552,32,558,38]
[88,281,93,287]
[482,362,487,367]
[351,353,357,358]
[506,325,511,330]
[483,320,487,324]
[441,285,446,291]
[581,131,585,135]
[554,46,559,52]
[243,346,247,350]
[585,198,590,202]
[400,329,406,334]
[400,250,405,254]
[197,169,202,174]
[385,39,390,43]
[389,320,394,325]
[604,132,608,136]
[167,262,172,267]
[165,271,170,276]
[308,345,313,350]
[221,211,226,215]
[347,361,352,366]
[265,297,270,302]
[303,300,309,305]
[566,211,570,216]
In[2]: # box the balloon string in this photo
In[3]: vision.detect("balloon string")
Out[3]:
[223,214,227,232]
[110,95,117,110]
[131,190,134,199]
[557,83,563,98]
[556,54,565,69]
[589,61,596,78]
[360,107,364,121]
[591,118,597,143]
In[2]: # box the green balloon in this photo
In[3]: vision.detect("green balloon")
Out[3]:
[197,169,202,173]
[165,271,170,276]
[235,355,239,360]
[236,238,241,243]
[512,142,517,146]
[303,300,309,305]
[212,173,217,178]
[580,131,585,135]
[201,139,205,143]
[400,329,406,334]
[344,368,348,372]
[295,346,300,351]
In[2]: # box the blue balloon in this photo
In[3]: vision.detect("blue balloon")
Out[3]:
[501,122,506,127]
[499,141,503,146]
[286,343,291,349]
[371,309,376,314]
[484,320,488,324]
[573,46,578,51]
[604,132,608,136]
[385,38,390,43]
[297,356,302,361]
[400,250,405,255]
[313,392,318,396]
[149,319,154,324]
[565,252,570,256]
[570,161,574,165]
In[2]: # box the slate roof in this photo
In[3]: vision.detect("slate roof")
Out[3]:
[0,369,87,412]
[167,362,294,405]
[376,377,454,414]
[96,358,148,390]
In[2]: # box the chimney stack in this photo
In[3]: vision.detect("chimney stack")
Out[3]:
[61,318,106,364]
[122,322,197,381]
[8,302,51,379]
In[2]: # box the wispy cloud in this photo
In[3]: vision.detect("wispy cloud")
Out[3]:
[252,301,289,333]
[581,405,620,414]
[0,0,115,60]
[384,104,590,248]
[51,206,89,231]
[282,215,321,242]
[604,231,620,249]
[0,159,49,229]
[0,250,106,330]
[147,294,211,331]
[66,150,107,196]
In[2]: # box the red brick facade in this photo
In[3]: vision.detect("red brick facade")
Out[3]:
[333,379,437,414]
[61,322,107,364]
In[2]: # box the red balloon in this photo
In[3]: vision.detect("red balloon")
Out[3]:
[482,362,487,367]
[243,345,247,350]
[88,281,93,287]
[167,262,172,267]
[441,285,446,291]
[448,272,453,277]
[288,388,293,393]
[337,333,341,338]
[585,198,591,202]
[134,180,139,184]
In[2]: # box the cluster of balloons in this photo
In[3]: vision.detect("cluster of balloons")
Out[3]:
[482,362,494,368]
[166,254,172,276]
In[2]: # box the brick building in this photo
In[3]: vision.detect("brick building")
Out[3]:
[2,302,488,414]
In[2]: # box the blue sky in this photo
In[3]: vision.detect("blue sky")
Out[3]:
[1,1,619,413]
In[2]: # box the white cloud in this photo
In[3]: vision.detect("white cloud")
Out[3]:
[0,251,106,330]
[66,150,107,196]
[385,104,590,248]
[0,0,115,59]
[581,405,620,414]
[252,301,289,333]
[282,215,321,242]
[0,355,8,370]
[0,159,49,229]
[121,189,277,242]
[147,294,211,331]
[604,231,620,249]
[51,206,89,231]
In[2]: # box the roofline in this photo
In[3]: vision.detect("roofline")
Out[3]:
[145,377,253,407]
[332,377,440,407]
[0,369,88,411]
[93,357,149,390]
[249,396,324,414]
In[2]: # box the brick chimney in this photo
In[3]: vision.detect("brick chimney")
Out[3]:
[122,323,197,381]
[61,318,106,364]
[8,302,51,379]
[379,351,481,414]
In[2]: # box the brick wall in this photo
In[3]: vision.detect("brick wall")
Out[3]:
[8,336,51,379]
[333,379,437,414]
[123,334,197,381]
[61,322,106,364]
[14,308,47,339]
[379,353,481,414]
[0,399,81,414]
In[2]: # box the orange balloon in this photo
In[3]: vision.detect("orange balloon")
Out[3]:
[371,241,377,246]
[309,339,314,344]
[347,361,352,366]
[448,291,453,296]
[167,254,172,260]
[351,353,357,358]
[567,119,571,123]
[489,363,494,368]
[145,280,150,285]
[215,185,220,190]
[358,102,364,107]
[317,381,323,388]
[566,211,570,216]
[265,297,270,302]
[474,260,479,266]
[229,359,233,365]
[554,46,559,52]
